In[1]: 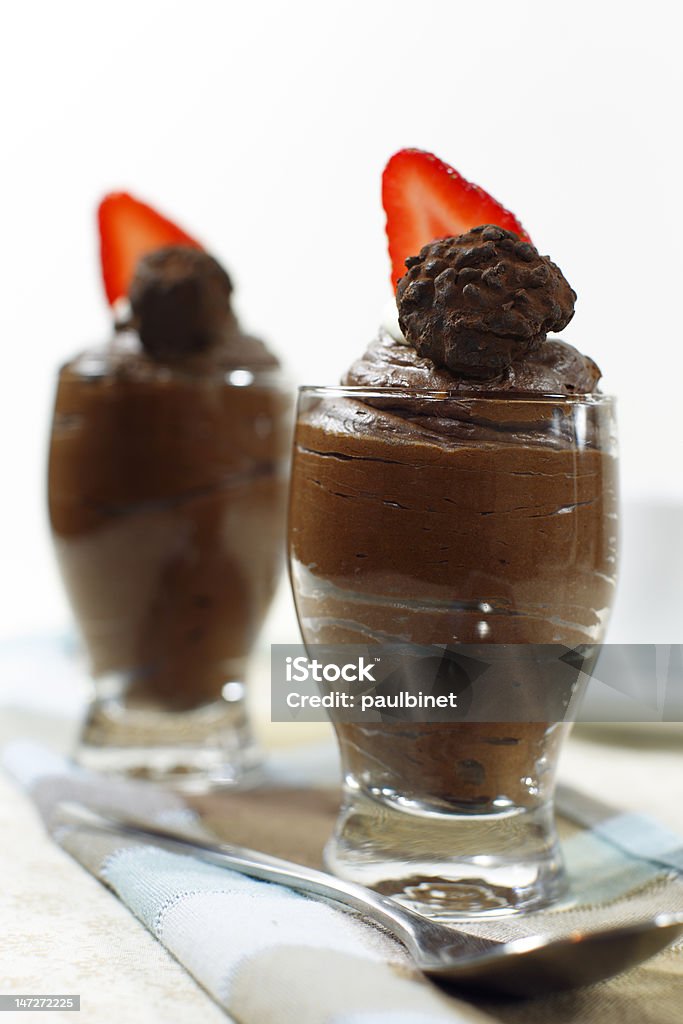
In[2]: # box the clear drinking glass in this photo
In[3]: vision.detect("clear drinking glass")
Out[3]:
[289,385,618,917]
[48,347,293,787]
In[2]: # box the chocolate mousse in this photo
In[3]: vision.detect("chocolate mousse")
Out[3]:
[289,229,617,811]
[49,245,292,720]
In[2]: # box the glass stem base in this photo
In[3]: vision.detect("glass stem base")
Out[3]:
[324,784,568,920]
[76,693,262,791]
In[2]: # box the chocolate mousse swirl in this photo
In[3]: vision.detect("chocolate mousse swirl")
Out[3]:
[340,328,604,450]
[338,227,602,448]
[344,328,600,396]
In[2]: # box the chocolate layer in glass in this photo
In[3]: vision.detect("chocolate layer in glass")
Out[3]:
[291,346,617,808]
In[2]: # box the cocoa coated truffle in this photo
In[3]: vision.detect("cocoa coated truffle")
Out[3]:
[129,246,235,360]
[396,226,576,380]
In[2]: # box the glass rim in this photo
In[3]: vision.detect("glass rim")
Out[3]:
[64,352,289,390]
[297,385,615,404]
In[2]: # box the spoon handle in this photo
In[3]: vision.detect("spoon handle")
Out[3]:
[55,801,427,949]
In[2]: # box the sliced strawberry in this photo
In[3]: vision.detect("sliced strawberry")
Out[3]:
[98,192,203,305]
[382,149,531,290]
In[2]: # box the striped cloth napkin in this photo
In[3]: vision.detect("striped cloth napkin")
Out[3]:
[4,739,683,1024]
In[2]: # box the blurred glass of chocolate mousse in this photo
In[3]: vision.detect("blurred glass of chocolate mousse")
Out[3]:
[48,193,292,784]
[289,150,618,913]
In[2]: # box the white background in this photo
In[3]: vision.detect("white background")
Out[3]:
[0,0,681,642]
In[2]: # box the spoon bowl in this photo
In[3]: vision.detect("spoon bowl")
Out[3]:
[424,916,683,995]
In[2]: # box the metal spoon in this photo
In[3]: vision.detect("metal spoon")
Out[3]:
[55,801,683,997]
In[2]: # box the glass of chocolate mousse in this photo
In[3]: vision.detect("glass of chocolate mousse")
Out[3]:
[289,228,618,917]
[49,247,292,785]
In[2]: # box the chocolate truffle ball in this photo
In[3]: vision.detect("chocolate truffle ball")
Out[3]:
[396,226,576,380]
[129,245,234,360]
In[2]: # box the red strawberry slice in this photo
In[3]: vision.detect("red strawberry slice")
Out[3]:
[382,149,531,290]
[98,192,203,305]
